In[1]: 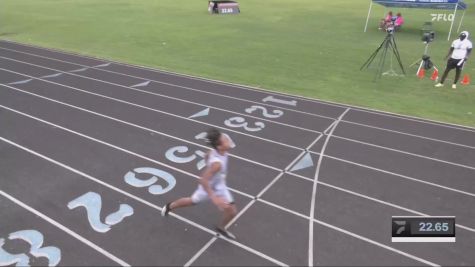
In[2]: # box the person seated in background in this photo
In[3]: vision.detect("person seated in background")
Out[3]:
[394,13,404,31]
[208,1,218,13]
[379,11,393,30]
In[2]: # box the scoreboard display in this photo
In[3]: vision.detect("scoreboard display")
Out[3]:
[208,1,240,15]
[392,216,456,242]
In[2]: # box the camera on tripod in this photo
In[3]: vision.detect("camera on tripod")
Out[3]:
[421,21,435,43]
[361,20,405,80]
[422,31,435,43]
[386,25,395,34]
[408,22,438,73]
[386,17,397,34]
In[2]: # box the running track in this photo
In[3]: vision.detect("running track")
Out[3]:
[0,40,475,266]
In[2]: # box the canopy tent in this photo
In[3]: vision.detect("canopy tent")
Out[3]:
[364,0,468,40]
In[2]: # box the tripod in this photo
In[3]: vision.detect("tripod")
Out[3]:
[409,42,430,67]
[409,42,438,77]
[361,31,405,81]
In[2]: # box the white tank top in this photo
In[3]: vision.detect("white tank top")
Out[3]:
[207,149,228,191]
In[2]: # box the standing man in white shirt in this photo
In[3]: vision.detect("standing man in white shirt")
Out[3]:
[435,31,472,89]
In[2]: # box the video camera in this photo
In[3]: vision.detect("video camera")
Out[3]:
[386,26,395,34]
[386,17,397,34]
[422,31,435,43]
[421,21,435,43]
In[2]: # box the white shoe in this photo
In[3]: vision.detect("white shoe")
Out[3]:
[216,227,237,240]
[452,84,457,89]
[161,203,171,217]
[434,83,444,87]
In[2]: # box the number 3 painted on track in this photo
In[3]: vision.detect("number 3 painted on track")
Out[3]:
[0,230,61,267]
[224,117,265,132]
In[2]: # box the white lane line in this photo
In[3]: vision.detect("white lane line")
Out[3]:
[8,78,32,85]
[1,41,472,134]
[94,63,111,68]
[0,190,131,267]
[69,67,88,73]
[0,137,288,267]
[308,108,349,267]
[0,66,307,152]
[329,135,475,171]
[40,73,63,79]
[320,153,475,198]
[342,120,475,150]
[0,55,323,135]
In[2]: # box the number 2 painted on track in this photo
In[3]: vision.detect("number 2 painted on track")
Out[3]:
[67,192,134,233]
[245,105,284,119]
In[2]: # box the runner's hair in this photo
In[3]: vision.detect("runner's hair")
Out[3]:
[206,128,222,149]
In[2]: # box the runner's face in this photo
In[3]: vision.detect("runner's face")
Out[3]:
[217,134,231,151]
[460,34,467,40]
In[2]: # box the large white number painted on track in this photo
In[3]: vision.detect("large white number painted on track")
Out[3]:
[0,230,61,267]
[224,117,265,132]
[67,192,133,233]
[224,98,294,132]
[165,146,207,171]
[124,167,176,195]
[165,132,236,169]
[245,105,284,119]
[262,95,298,107]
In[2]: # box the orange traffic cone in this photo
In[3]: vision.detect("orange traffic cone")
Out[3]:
[430,68,439,81]
[417,68,426,79]
[461,74,470,85]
